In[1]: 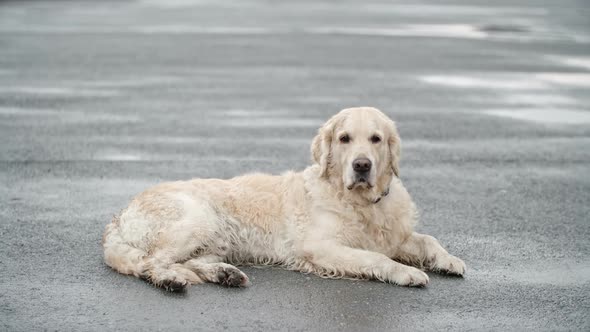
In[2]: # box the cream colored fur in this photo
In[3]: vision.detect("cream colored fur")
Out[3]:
[102,107,466,291]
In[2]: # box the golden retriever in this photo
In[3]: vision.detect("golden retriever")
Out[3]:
[102,107,466,291]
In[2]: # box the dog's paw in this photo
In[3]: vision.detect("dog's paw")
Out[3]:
[159,277,189,292]
[216,267,250,287]
[435,255,466,276]
[392,266,429,287]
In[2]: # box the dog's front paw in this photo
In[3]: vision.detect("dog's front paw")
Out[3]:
[216,266,250,287]
[434,255,466,276]
[391,266,429,287]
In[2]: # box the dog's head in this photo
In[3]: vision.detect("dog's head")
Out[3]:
[311,107,401,201]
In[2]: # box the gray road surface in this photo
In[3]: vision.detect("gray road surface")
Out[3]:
[1,0,589,330]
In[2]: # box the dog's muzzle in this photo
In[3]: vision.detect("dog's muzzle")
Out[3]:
[348,157,373,189]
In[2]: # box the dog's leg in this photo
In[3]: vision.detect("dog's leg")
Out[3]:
[143,245,204,291]
[142,220,213,291]
[303,241,429,286]
[395,232,466,276]
[183,255,249,287]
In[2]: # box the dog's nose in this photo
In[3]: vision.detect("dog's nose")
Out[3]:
[352,158,372,172]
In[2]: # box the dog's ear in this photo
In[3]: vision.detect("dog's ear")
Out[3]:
[388,120,401,177]
[311,121,334,178]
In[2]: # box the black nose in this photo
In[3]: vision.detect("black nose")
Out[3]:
[352,158,372,172]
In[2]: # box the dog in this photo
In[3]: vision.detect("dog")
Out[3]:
[102,107,466,291]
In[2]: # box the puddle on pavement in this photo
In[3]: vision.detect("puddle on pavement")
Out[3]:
[485,108,590,125]
[0,86,120,97]
[94,151,144,161]
[501,93,576,106]
[93,149,276,162]
[548,55,590,70]
[309,24,487,39]
[420,75,548,90]
[421,72,590,90]
[535,73,590,88]
[0,106,141,123]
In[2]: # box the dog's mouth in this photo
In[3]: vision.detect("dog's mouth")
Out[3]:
[347,176,374,190]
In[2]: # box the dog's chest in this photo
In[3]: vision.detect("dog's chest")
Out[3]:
[338,205,404,255]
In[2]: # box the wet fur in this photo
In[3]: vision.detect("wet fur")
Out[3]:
[102,107,466,291]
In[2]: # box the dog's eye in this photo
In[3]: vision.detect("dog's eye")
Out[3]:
[370,135,381,144]
[339,134,350,143]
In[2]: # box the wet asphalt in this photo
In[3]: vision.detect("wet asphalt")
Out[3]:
[0,0,589,331]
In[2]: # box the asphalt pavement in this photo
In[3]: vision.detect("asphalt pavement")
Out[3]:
[1,0,589,330]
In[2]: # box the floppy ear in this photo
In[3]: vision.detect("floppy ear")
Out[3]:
[388,120,401,177]
[311,122,334,178]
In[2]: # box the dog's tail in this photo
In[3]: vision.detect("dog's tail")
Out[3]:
[102,215,147,278]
